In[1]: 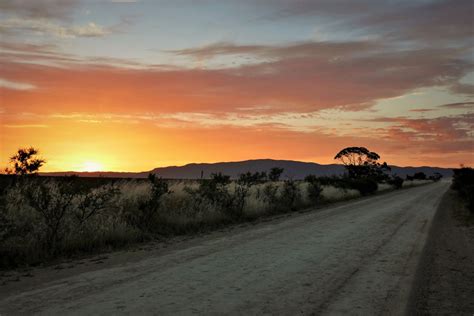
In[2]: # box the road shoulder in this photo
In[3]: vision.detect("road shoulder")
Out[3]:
[407,189,474,315]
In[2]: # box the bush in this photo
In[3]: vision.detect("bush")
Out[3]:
[452,167,474,213]
[1,179,136,268]
[304,175,323,203]
[413,172,427,180]
[268,167,284,181]
[345,178,378,196]
[261,182,279,210]
[122,174,169,233]
[18,179,76,253]
[388,176,404,189]
[279,180,301,211]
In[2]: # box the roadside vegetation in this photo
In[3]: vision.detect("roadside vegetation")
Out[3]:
[0,147,441,269]
[451,166,474,215]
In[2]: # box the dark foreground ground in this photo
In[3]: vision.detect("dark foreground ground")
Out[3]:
[408,189,474,315]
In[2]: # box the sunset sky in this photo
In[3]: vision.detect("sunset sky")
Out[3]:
[0,0,473,172]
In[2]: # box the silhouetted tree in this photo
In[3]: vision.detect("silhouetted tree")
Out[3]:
[6,147,45,175]
[268,167,284,181]
[334,147,390,179]
[334,147,380,166]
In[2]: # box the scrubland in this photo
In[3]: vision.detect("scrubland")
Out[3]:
[0,174,435,269]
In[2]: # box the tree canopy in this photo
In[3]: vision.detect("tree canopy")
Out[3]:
[6,147,45,175]
[334,147,390,179]
[334,147,380,166]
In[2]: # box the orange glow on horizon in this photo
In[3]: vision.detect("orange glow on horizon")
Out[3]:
[80,161,103,172]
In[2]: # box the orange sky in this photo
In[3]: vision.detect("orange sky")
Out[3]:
[1,0,473,172]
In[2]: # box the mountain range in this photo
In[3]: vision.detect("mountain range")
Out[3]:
[41,159,453,179]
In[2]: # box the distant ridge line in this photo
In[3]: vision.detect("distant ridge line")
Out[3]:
[40,159,453,179]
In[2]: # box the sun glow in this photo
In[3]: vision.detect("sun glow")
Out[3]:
[80,161,103,172]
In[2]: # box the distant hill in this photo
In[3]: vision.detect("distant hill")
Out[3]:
[41,159,453,179]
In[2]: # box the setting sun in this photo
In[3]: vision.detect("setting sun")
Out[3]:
[80,161,103,172]
[0,1,472,314]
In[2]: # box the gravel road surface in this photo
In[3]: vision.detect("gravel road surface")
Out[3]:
[0,181,450,315]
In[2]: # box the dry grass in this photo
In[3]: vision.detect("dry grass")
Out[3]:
[0,176,428,269]
[377,183,394,192]
[321,185,360,202]
[402,179,432,188]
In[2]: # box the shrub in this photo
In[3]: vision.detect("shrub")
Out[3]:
[413,172,427,180]
[232,171,273,218]
[185,173,238,219]
[452,167,474,213]
[238,171,267,185]
[20,179,75,253]
[388,176,404,189]
[122,174,169,233]
[346,178,378,196]
[304,175,323,204]
[73,184,118,228]
[261,182,279,211]
[268,167,284,181]
[317,176,343,187]
[280,180,301,211]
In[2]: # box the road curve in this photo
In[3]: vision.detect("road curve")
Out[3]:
[0,181,450,315]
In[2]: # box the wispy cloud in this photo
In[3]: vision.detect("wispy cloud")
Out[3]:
[409,109,435,113]
[439,102,474,109]
[0,78,36,90]
[168,40,381,62]
[0,18,110,38]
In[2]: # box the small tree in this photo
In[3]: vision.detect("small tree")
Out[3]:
[334,147,380,166]
[334,147,389,179]
[268,167,284,181]
[6,147,45,175]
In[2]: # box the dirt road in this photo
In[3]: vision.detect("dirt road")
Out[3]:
[0,181,450,315]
